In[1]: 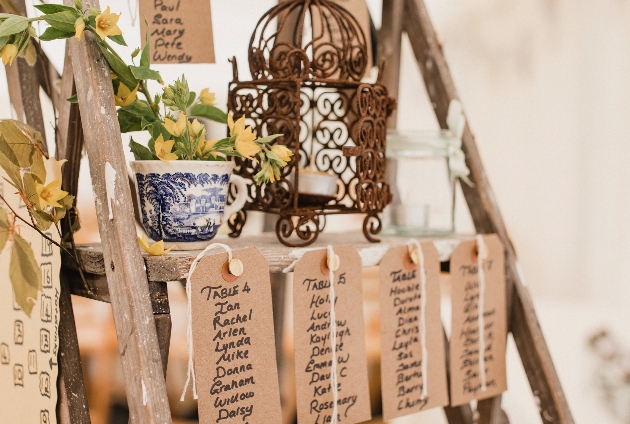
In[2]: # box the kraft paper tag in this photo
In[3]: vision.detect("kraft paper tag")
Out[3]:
[449,235,507,406]
[190,247,282,424]
[379,243,449,420]
[293,245,372,424]
[140,0,216,64]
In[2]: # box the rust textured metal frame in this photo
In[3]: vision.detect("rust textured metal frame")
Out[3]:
[228,0,395,247]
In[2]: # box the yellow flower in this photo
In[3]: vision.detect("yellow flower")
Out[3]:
[35,179,68,209]
[200,88,216,106]
[235,134,261,159]
[271,145,293,165]
[228,113,246,137]
[74,18,85,41]
[95,7,122,41]
[114,83,138,107]
[188,119,205,138]
[164,113,187,137]
[1,44,18,66]
[138,234,173,256]
[203,139,218,153]
[154,135,178,163]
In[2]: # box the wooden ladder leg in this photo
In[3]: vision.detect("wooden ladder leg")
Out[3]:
[62,0,173,420]
[402,0,574,422]
[152,282,172,379]
[478,396,509,424]
[57,273,92,424]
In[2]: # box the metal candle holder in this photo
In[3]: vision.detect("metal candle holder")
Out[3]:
[227,0,395,247]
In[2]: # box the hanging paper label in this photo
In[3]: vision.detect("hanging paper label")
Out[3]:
[190,247,282,424]
[379,243,449,420]
[140,0,216,64]
[449,235,507,406]
[293,245,372,424]
[0,173,61,424]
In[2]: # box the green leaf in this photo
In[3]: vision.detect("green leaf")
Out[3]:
[43,11,80,34]
[67,94,78,103]
[10,233,43,317]
[38,26,74,41]
[0,207,9,252]
[0,16,28,37]
[0,136,22,189]
[129,65,162,83]
[31,209,53,231]
[140,23,150,68]
[129,138,154,160]
[0,120,37,167]
[108,34,127,46]
[95,40,137,90]
[189,104,228,124]
[117,109,142,133]
[22,173,40,209]
[131,47,141,59]
[187,92,196,107]
[255,134,283,144]
[34,4,77,14]
[0,36,8,51]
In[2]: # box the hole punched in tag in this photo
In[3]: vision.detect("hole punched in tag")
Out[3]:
[222,258,244,282]
[321,254,341,276]
[404,247,420,271]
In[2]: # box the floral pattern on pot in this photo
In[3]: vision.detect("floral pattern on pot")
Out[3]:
[135,172,230,242]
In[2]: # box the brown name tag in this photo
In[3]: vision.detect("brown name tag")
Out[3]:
[190,247,282,424]
[293,245,372,424]
[379,243,449,419]
[140,0,216,64]
[449,235,508,406]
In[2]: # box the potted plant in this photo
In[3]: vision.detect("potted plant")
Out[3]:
[0,2,292,250]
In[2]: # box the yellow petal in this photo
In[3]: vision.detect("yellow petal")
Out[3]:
[227,113,235,136]
[236,126,256,144]
[155,135,177,163]
[95,7,123,40]
[74,18,85,41]
[1,44,18,66]
[115,83,138,107]
[235,139,261,159]
[189,119,205,137]
[271,145,293,164]
[138,234,173,256]
[36,179,68,209]
[200,88,216,106]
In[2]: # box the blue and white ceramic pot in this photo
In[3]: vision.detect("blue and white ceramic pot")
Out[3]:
[130,160,248,250]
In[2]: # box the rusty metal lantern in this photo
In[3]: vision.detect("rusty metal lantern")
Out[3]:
[227,0,395,247]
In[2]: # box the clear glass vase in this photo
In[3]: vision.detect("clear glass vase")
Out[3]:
[383,130,456,237]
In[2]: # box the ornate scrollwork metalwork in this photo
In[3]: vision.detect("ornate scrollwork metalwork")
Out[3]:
[363,214,382,243]
[276,213,321,247]
[227,210,247,238]
[228,0,395,246]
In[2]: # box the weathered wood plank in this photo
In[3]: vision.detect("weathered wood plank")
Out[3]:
[402,1,574,422]
[62,0,172,420]
[378,0,404,128]
[2,0,48,150]
[57,272,92,424]
[154,314,172,379]
[69,232,469,279]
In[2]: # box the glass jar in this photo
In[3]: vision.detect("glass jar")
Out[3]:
[383,130,457,236]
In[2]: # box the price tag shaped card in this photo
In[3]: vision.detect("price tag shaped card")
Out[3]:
[293,245,372,424]
[189,247,282,424]
[379,243,449,420]
[140,0,216,64]
[449,235,507,406]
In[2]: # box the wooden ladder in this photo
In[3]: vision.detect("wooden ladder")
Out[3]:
[2,0,574,423]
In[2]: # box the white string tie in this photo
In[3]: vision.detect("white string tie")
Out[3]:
[476,235,488,392]
[181,243,233,401]
[327,245,339,424]
[407,240,429,400]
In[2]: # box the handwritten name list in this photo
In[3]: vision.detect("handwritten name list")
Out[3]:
[190,247,282,424]
[293,246,371,424]
[140,0,215,64]
[379,243,448,420]
[449,235,507,406]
